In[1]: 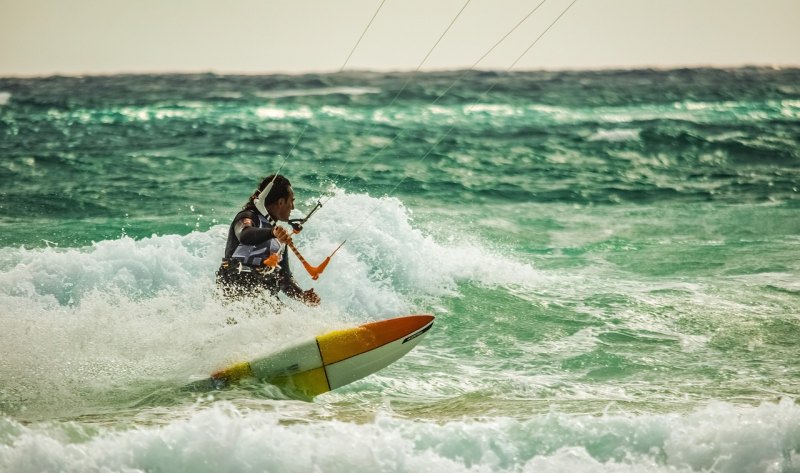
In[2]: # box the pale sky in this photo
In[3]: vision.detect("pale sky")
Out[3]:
[1,0,798,76]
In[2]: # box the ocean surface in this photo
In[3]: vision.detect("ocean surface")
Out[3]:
[1,68,799,472]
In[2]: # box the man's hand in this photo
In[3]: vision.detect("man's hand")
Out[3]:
[272,225,292,244]
[301,288,321,306]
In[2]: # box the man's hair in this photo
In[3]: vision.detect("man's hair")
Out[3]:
[244,174,291,210]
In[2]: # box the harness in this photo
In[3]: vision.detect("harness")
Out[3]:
[224,213,285,272]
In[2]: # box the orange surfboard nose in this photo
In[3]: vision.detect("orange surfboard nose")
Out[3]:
[317,315,434,365]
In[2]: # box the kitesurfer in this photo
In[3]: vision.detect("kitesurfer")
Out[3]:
[216,174,321,306]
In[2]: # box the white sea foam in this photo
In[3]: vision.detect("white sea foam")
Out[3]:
[588,129,641,142]
[320,105,365,121]
[243,189,543,320]
[296,189,541,313]
[256,86,381,99]
[781,100,800,119]
[0,92,10,106]
[1,399,798,473]
[0,188,536,314]
[464,104,521,117]
[254,106,313,120]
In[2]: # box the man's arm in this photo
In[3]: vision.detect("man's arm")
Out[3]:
[235,216,274,245]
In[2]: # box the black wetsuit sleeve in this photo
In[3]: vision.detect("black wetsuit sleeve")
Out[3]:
[237,225,274,245]
[232,210,274,245]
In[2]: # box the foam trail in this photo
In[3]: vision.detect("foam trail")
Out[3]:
[255,86,381,98]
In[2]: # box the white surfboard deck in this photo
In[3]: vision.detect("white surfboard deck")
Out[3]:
[186,314,434,397]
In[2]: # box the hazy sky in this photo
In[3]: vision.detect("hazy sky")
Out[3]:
[1,0,798,76]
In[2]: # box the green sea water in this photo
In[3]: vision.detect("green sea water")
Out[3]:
[1,69,800,472]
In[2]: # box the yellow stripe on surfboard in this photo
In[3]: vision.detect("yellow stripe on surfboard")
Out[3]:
[272,366,330,397]
[317,315,433,365]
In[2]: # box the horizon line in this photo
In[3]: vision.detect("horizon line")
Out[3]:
[2,62,799,79]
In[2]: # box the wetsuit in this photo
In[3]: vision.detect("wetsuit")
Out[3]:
[216,209,304,300]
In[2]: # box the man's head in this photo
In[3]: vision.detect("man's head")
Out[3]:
[253,174,294,221]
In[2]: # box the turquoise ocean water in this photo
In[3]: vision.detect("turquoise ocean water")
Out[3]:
[1,68,799,472]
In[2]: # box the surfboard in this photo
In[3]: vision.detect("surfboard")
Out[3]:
[186,314,434,397]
